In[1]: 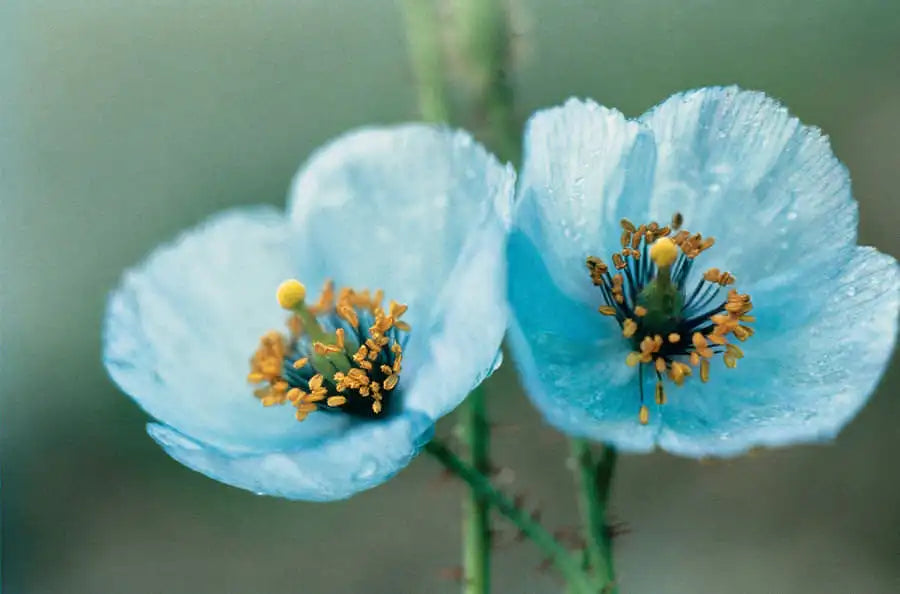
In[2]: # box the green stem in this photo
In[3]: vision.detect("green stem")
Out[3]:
[399,4,491,591]
[399,0,451,122]
[462,387,491,593]
[425,440,595,594]
[570,439,618,592]
[453,0,519,163]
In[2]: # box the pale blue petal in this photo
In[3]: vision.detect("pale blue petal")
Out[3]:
[657,247,898,457]
[517,98,656,304]
[641,86,857,299]
[287,124,514,330]
[147,410,434,501]
[401,213,508,419]
[506,232,659,452]
[103,207,352,454]
[287,124,514,420]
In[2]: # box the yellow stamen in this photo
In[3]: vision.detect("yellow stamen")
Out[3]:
[733,326,754,341]
[654,382,666,405]
[639,405,650,425]
[589,214,756,419]
[726,344,744,359]
[707,333,728,345]
[669,361,692,386]
[327,396,347,407]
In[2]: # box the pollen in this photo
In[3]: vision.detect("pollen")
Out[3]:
[586,213,755,422]
[248,279,410,422]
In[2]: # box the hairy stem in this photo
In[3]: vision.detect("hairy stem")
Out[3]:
[462,387,491,593]
[399,0,451,122]
[425,440,595,593]
[570,439,618,592]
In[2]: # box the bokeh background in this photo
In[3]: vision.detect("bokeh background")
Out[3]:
[2,1,898,592]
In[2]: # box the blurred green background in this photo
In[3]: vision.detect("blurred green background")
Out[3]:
[2,0,898,592]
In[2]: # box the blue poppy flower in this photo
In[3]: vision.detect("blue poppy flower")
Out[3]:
[104,125,514,500]
[508,86,898,457]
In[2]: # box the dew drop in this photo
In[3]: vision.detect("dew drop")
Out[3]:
[354,460,378,481]
[846,286,857,297]
[786,211,798,221]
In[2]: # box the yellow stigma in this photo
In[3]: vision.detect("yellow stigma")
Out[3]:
[650,237,678,267]
[276,279,306,309]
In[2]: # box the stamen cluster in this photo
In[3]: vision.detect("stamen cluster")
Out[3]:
[586,213,755,424]
[248,281,408,422]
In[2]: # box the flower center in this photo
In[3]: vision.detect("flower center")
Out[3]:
[247,279,409,422]
[585,213,755,425]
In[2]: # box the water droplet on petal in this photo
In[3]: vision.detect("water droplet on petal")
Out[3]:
[786,211,798,221]
[354,460,378,481]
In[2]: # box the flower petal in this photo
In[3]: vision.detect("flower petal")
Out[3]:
[103,207,351,454]
[517,98,656,304]
[401,214,508,419]
[146,410,434,501]
[641,86,857,293]
[287,124,515,331]
[506,231,659,451]
[657,247,898,457]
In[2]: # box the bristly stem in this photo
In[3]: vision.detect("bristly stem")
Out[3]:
[462,387,491,594]
[570,439,618,592]
[452,0,520,164]
[399,3,492,591]
[399,0,451,122]
[425,440,595,594]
